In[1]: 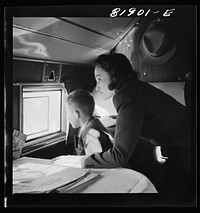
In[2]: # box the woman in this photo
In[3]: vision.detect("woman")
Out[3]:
[81,53,192,197]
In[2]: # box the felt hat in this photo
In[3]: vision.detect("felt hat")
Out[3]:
[138,20,176,65]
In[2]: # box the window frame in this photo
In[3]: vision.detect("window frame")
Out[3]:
[13,83,67,156]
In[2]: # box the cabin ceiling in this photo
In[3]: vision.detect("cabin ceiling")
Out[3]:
[13,17,139,64]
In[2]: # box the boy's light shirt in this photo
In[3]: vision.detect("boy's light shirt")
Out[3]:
[84,129,102,155]
[79,120,102,156]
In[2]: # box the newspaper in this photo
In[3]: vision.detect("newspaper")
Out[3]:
[13,162,89,194]
[57,172,101,193]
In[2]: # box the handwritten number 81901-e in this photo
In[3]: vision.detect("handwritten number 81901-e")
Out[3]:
[110,7,175,18]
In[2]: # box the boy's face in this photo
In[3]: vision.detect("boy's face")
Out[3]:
[65,103,80,128]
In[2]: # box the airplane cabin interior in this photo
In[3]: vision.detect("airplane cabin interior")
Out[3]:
[4,5,196,207]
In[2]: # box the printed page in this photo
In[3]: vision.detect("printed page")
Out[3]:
[13,162,88,193]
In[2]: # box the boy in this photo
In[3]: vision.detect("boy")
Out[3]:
[65,89,113,156]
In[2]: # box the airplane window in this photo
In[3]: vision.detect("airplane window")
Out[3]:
[23,89,61,141]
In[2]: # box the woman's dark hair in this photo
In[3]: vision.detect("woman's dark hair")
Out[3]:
[95,53,138,91]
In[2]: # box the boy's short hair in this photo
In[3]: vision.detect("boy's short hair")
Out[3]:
[66,89,95,116]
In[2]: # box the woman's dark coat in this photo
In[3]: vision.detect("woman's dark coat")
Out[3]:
[83,74,191,169]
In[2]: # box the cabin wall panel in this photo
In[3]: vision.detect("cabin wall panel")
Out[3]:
[13,60,43,83]
[113,9,195,83]
[24,140,68,159]
[136,15,195,83]
[13,59,96,87]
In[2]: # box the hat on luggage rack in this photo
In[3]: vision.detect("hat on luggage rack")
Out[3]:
[138,19,176,65]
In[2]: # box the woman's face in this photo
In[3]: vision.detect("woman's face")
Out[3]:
[94,65,115,100]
